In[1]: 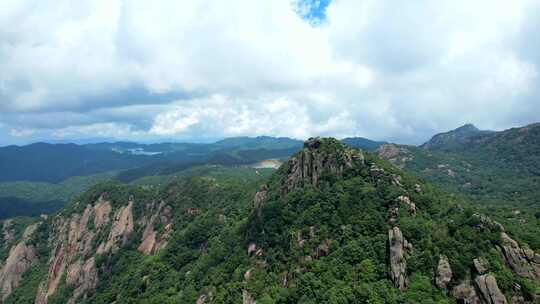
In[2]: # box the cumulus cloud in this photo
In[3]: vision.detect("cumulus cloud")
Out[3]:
[0,0,539,145]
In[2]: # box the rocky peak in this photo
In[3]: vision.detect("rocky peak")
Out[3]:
[282,137,364,194]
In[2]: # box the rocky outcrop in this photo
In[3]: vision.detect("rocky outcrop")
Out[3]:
[242,290,256,304]
[247,243,263,257]
[388,227,412,290]
[472,214,505,232]
[498,232,540,280]
[93,200,112,228]
[474,274,507,304]
[435,255,452,290]
[1,220,14,244]
[452,280,481,304]
[283,138,364,194]
[66,257,97,304]
[0,224,38,301]
[510,294,525,304]
[253,185,268,209]
[376,144,413,168]
[35,204,98,304]
[396,195,417,216]
[97,201,134,254]
[35,199,121,304]
[474,258,490,275]
[138,201,173,255]
[315,239,331,258]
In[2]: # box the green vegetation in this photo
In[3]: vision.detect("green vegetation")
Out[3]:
[0,172,116,219]
[1,134,539,303]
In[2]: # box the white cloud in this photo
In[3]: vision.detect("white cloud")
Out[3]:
[1,0,539,145]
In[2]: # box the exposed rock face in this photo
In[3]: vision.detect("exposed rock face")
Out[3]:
[474,258,490,275]
[377,144,401,160]
[510,294,525,304]
[35,204,99,304]
[93,200,112,228]
[0,224,38,301]
[435,255,452,290]
[452,280,481,304]
[283,138,364,194]
[253,185,268,209]
[97,201,134,254]
[396,195,417,217]
[498,232,540,280]
[34,199,129,303]
[1,220,14,244]
[138,201,173,255]
[66,257,97,304]
[242,290,256,304]
[376,144,413,168]
[244,268,253,281]
[472,214,505,232]
[197,294,208,304]
[388,227,411,290]
[315,239,331,258]
[474,274,507,304]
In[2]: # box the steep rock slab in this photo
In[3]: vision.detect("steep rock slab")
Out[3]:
[474,257,490,275]
[35,203,103,304]
[1,220,14,244]
[138,201,173,255]
[474,274,507,304]
[242,290,256,304]
[498,232,540,280]
[452,280,481,304]
[388,227,411,290]
[0,224,38,301]
[97,201,134,254]
[435,254,452,290]
[66,257,97,304]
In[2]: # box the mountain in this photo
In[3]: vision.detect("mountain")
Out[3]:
[341,137,387,151]
[377,123,540,207]
[0,143,152,183]
[0,138,538,303]
[421,124,495,151]
[213,136,303,150]
[0,137,304,184]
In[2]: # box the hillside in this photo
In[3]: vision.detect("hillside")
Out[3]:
[377,123,540,208]
[0,138,538,303]
[0,138,300,184]
[420,124,495,151]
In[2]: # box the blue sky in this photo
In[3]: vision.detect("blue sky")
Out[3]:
[1,0,539,146]
[295,0,332,24]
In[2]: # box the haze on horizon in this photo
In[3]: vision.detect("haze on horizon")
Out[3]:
[1,0,540,146]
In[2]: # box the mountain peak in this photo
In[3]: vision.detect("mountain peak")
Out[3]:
[421,123,492,150]
[454,123,479,133]
[281,137,364,194]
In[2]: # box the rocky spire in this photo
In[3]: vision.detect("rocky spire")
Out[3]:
[282,137,364,194]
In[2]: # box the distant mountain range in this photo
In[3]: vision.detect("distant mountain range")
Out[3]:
[0,136,387,184]
[377,122,540,207]
[0,136,387,218]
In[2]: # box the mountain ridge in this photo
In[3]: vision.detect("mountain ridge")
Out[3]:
[421,123,495,151]
[1,137,538,303]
